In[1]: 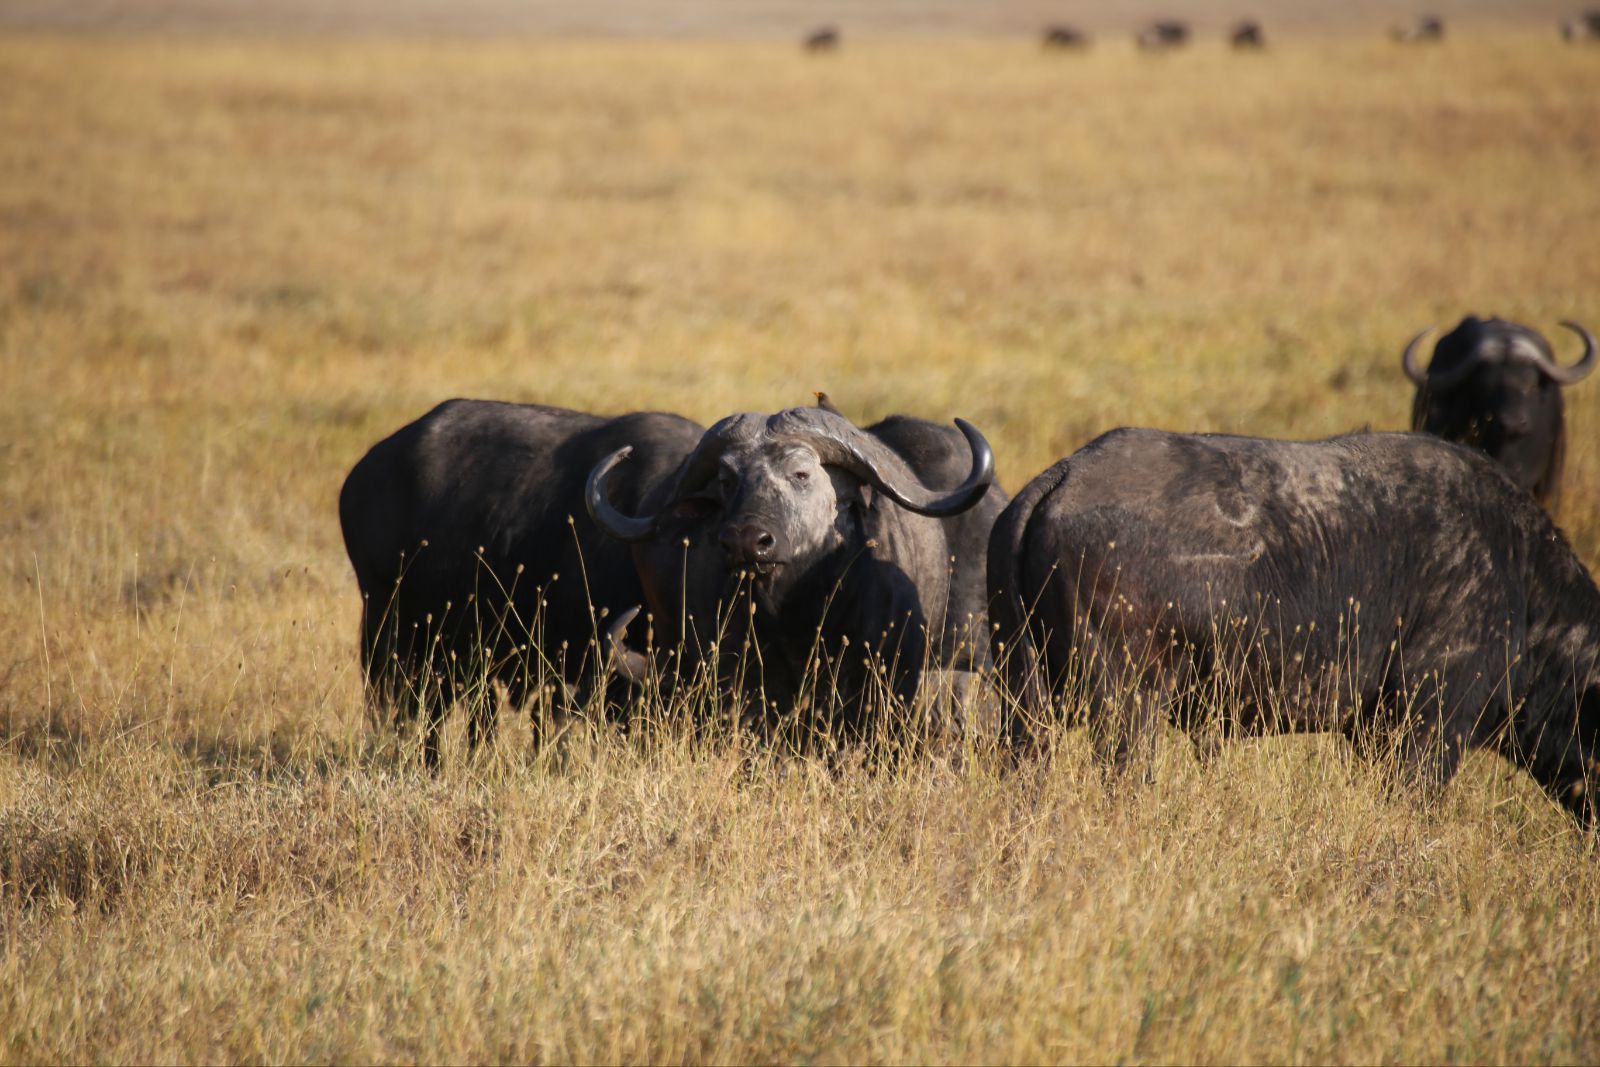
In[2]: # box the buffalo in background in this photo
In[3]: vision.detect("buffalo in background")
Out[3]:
[804,26,841,52]
[588,403,1004,745]
[1042,25,1091,49]
[339,399,704,767]
[1230,20,1265,48]
[1402,316,1596,510]
[1137,21,1191,50]
[1561,10,1600,40]
[989,427,1600,825]
[1392,14,1445,42]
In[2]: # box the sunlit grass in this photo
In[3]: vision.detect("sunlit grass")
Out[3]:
[2,30,1599,1063]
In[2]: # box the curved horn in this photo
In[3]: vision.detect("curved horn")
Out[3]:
[591,420,743,544]
[799,413,995,518]
[1404,325,1486,392]
[1534,321,1599,385]
[937,419,998,515]
[585,447,655,543]
[661,422,738,506]
[1400,326,1434,385]
[606,605,651,686]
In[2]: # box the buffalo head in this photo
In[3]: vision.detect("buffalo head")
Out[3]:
[584,406,994,684]
[1402,315,1596,504]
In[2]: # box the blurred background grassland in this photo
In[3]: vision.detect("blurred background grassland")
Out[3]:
[2,25,1600,1064]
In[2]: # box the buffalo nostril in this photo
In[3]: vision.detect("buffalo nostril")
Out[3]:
[721,523,777,564]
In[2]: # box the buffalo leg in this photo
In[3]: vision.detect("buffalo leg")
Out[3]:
[1096,683,1168,782]
[1185,714,1230,770]
[1556,689,1599,828]
[1083,630,1169,782]
[1389,669,1494,801]
[994,618,1057,756]
[422,685,452,772]
[1503,685,1598,828]
[465,675,500,756]
[423,716,442,770]
[465,700,491,755]
[419,665,462,772]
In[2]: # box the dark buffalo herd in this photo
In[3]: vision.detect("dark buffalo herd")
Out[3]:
[335,22,1597,826]
[342,395,1002,762]
[339,317,1600,827]
[776,18,1589,55]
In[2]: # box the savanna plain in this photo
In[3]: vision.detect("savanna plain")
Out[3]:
[2,29,1600,1064]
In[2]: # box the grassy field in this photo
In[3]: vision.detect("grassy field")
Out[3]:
[3,30,1600,1063]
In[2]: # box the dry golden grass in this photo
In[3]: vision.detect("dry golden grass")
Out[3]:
[3,30,1600,1063]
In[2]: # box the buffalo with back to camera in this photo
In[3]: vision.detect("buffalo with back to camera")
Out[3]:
[989,427,1600,825]
[587,398,1006,744]
[1401,316,1596,509]
[339,399,705,768]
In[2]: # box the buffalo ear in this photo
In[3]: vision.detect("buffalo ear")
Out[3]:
[823,464,874,512]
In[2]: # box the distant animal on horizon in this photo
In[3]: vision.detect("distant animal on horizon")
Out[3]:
[1137,20,1191,49]
[1392,14,1445,42]
[1230,20,1265,48]
[1042,25,1091,49]
[1560,9,1600,40]
[1401,316,1596,510]
[988,427,1600,827]
[339,399,705,768]
[804,26,841,52]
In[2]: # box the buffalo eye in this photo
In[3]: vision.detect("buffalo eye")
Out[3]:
[791,469,811,484]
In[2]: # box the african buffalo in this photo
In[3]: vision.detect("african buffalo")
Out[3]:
[338,399,703,767]
[804,26,840,52]
[1230,20,1265,48]
[1137,21,1191,50]
[1402,316,1596,509]
[1561,10,1600,40]
[1042,25,1091,49]
[1392,14,1445,42]
[989,428,1600,825]
[587,404,1004,743]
